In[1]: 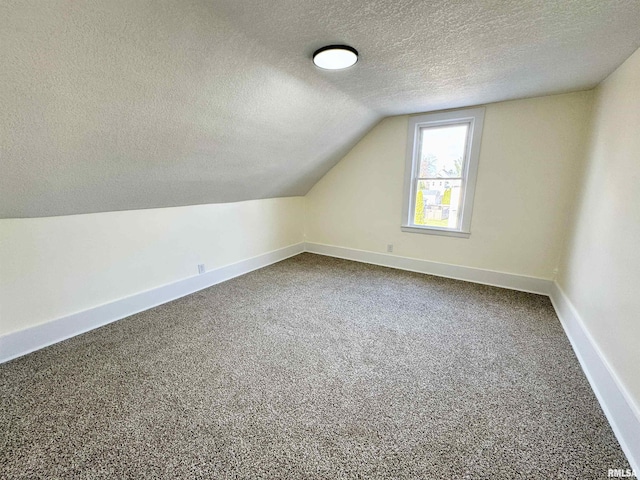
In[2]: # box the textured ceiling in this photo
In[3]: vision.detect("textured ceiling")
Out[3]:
[2,0,639,218]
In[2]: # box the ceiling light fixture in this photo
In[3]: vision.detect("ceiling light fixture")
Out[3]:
[312,45,358,70]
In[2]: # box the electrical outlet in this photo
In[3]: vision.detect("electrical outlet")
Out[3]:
[387,244,394,253]
[198,264,205,274]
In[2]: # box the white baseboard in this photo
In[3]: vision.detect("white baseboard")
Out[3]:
[0,242,304,364]
[304,242,552,295]
[549,283,640,474]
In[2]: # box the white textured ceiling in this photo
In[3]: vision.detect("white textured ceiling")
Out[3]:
[2,0,639,218]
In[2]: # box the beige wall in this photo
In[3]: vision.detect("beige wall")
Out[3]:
[305,92,593,279]
[557,48,640,409]
[0,197,304,336]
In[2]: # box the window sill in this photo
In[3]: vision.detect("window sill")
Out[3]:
[401,226,470,238]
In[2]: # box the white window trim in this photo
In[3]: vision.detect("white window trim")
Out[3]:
[401,107,485,238]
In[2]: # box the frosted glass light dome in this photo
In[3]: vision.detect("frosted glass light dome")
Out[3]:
[313,45,358,70]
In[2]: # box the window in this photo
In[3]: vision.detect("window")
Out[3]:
[402,107,485,238]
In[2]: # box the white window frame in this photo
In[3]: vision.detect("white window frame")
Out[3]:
[401,107,485,238]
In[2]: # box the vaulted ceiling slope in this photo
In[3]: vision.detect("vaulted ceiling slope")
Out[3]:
[2,1,639,218]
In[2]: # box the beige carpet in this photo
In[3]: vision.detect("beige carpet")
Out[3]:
[0,253,629,478]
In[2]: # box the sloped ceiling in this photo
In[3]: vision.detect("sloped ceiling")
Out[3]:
[2,0,639,218]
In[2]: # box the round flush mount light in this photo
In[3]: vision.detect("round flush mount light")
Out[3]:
[312,45,358,70]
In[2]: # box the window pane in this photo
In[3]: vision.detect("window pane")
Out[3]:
[418,124,468,178]
[413,179,463,229]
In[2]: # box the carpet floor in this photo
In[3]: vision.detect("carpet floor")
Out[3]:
[0,253,629,479]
